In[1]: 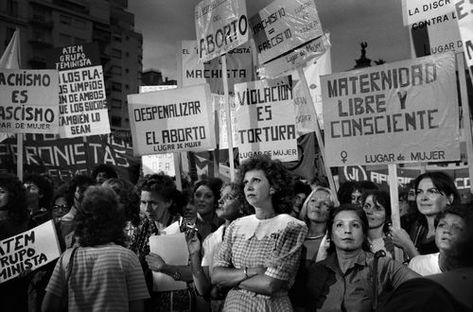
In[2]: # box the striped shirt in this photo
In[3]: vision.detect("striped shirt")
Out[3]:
[46,243,150,312]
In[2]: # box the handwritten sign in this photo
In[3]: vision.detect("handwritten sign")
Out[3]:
[57,66,110,138]
[128,84,215,156]
[195,0,249,62]
[0,220,61,284]
[321,52,460,167]
[47,43,100,70]
[0,69,59,134]
[235,77,298,162]
[250,0,323,65]
[179,40,253,95]
[402,0,455,25]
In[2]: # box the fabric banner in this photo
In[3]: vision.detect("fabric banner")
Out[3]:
[0,220,61,284]
[0,69,59,134]
[178,40,254,95]
[128,84,215,156]
[339,164,472,203]
[195,0,249,62]
[235,76,298,162]
[402,0,455,25]
[321,52,460,167]
[250,0,323,65]
[0,133,140,184]
[142,153,175,177]
[455,0,473,72]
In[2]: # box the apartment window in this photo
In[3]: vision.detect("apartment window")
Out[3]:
[111,48,122,58]
[59,33,72,45]
[73,18,86,29]
[74,37,86,44]
[59,14,71,25]
[111,99,122,109]
[111,66,122,75]
[7,0,18,17]
[112,82,121,91]
[125,68,129,74]
[113,34,122,42]
[111,116,122,127]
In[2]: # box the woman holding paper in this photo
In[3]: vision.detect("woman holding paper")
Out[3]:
[212,155,308,311]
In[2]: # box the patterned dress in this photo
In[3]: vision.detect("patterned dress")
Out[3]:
[214,214,307,311]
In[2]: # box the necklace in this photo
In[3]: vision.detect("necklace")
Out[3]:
[306,234,325,240]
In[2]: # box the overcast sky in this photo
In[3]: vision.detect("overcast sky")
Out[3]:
[128,0,411,80]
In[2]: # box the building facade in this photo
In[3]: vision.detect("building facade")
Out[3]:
[0,0,142,138]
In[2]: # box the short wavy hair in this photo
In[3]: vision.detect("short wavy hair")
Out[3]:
[103,178,140,226]
[220,182,254,217]
[139,174,187,216]
[299,186,338,225]
[326,204,371,254]
[361,190,392,234]
[0,173,28,224]
[92,164,118,181]
[24,173,54,210]
[237,155,294,214]
[75,186,126,247]
[193,177,224,209]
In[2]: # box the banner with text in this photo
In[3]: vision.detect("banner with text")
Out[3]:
[455,0,473,72]
[235,77,298,162]
[0,134,140,184]
[178,40,254,95]
[0,69,59,134]
[195,0,249,62]
[128,84,215,156]
[47,43,100,70]
[250,0,323,65]
[58,66,110,138]
[402,0,455,25]
[0,220,60,284]
[321,52,460,167]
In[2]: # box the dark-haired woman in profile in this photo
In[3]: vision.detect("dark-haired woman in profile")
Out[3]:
[42,186,149,312]
[303,205,418,312]
[212,155,308,311]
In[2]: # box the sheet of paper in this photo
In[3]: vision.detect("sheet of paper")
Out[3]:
[149,233,189,292]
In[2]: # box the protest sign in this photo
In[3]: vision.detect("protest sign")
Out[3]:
[321,52,460,167]
[214,94,237,149]
[250,0,323,65]
[0,220,61,284]
[0,69,59,134]
[195,0,249,62]
[58,66,110,138]
[47,43,100,70]
[142,153,175,176]
[139,85,177,93]
[128,84,215,156]
[235,76,298,162]
[455,0,473,71]
[402,0,455,26]
[0,133,140,184]
[178,40,254,95]
[410,11,463,57]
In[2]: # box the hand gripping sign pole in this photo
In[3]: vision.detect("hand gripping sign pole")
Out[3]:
[388,164,403,261]
[457,53,473,194]
[222,54,235,181]
[297,66,339,205]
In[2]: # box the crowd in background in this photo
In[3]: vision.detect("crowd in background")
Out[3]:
[0,157,472,312]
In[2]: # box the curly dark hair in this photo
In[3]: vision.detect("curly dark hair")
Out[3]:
[0,173,28,225]
[139,174,187,216]
[66,174,95,208]
[91,164,118,181]
[193,177,224,208]
[103,178,140,226]
[220,182,254,217]
[414,171,460,205]
[75,186,126,247]
[361,190,392,234]
[237,155,294,214]
[326,204,371,254]
[24,173,54,210]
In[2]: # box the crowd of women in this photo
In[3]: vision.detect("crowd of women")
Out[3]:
[0,158,472,312]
